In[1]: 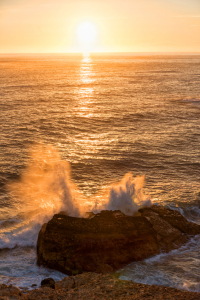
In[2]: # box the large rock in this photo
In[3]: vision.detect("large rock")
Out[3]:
[37,206,200,275]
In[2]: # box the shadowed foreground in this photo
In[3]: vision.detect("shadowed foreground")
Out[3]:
[1,273,200,299]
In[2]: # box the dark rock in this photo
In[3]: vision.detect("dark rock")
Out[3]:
[37,205,200,275]
[84,211,95,219]
[41,278,55,289]
[143,205,200,235]
[0,284,22,298]
[59,211,69,216]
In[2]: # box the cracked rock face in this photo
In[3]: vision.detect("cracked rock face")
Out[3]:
[37,206,200,275]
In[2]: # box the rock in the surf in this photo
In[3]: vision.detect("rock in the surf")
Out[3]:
[37,206,200,275]
[41,278,55,289]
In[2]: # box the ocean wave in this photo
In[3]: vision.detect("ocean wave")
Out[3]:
[0,247,65,288]
[0,215,48,249]
[118,234,200,292]
[182,98,200,106]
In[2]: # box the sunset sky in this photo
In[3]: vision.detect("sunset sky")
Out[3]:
[0,0,200,53]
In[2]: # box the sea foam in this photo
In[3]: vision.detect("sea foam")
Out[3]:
[1,143,151,249]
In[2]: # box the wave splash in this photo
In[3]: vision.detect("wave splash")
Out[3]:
[99,173,151,215]
[9,143,151,217]
[1,144,151,249]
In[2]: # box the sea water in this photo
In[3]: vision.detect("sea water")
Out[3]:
[0,54,200,291]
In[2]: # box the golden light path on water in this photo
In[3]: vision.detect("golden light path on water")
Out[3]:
[76,53,105,207]
[78,53,94,117]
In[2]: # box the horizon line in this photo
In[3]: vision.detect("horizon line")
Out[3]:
[0,51,200,55]
[1,51,200,56]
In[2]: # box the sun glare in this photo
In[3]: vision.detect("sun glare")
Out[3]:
[77,21,97,53]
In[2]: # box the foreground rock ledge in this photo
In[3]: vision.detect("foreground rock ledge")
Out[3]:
[1,273,200,300]
[37,205,200,275]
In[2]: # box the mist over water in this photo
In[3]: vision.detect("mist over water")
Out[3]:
[8,143,151,221]
[0,54,200,290]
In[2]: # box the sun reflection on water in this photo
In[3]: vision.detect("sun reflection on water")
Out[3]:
[80,54,93,84]
[77,54,95,117]
[82,53,91,63]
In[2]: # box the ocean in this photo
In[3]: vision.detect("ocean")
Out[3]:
[0,54,200,291]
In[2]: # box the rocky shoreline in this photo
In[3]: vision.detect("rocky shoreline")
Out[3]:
[1,272,200,299]
[37,205,200,275]
[2,206,200,299]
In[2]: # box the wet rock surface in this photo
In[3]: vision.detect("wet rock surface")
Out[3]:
[41,278,55,289]
[1,273,200,299]
[37,206,200,275]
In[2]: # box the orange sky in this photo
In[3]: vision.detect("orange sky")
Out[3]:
[0,0,200,53]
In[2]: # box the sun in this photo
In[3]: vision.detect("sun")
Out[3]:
[77,21,97,53]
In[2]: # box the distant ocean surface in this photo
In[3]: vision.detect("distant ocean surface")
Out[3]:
[0,54,200,291]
